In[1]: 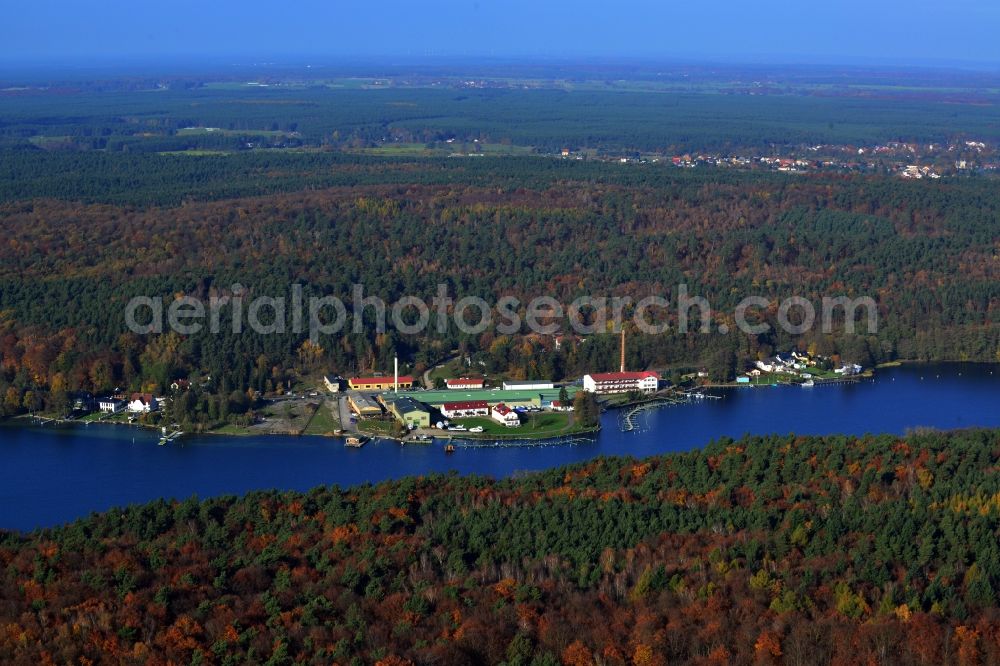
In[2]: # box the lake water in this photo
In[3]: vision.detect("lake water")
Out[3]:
[2,362,998,532]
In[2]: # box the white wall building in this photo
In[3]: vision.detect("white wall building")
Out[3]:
[98,398,125,414]
[127,393,158,413]
[445,378,485,390]
[502,380,554,391]
[582,371,659,395]
[491,403,521,427]
[441,400,490,418]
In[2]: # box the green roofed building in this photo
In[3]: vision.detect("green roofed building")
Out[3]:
[385,396,431,429]
[390,387,577,409]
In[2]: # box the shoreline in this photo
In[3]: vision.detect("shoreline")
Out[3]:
[6,360,996,445]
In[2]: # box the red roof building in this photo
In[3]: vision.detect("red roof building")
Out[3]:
[491,403,521,427]
[348,376,415,391]
[583,371,659,395]
[445,377,485,390]
[440,400,490,418]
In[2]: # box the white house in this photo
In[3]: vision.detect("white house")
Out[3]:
[551,400,574,412]
[582,371,659,395]
[491,403,521,427]
[98,398,125,414]
[323,375,343,393]
[128,393,158,413]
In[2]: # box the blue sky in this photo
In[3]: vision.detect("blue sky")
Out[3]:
[2,0,998,65]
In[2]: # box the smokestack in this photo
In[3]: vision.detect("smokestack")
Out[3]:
[620,329,626,373]
[394,356,399,393]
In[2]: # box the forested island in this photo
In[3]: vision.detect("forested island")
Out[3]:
[2,428,998,664]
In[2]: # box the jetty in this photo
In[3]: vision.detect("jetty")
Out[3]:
[620,391,718,432]
[158,430,183,446]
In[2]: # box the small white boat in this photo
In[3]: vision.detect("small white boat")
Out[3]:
[801,379,815,387]
[469,426,484,433]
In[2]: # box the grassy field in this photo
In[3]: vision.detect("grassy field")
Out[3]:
[301,400,341,435]
[176,127,292,137]
[362,142,535,157]
[426,358,475,384]
[358,419,401,436]
[451,412,586,439]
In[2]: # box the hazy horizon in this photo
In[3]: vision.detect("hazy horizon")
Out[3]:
[2,0,999,69]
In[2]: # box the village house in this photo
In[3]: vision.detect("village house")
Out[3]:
[98,398,125,414]
[491,403,521,428]
[127,393,158,413]
[323,375,343,393]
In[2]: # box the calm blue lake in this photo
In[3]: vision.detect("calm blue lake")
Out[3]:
[1,362,998,531]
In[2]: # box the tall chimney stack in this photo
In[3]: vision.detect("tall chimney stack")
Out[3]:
[394,356,399,393]
[620,329,626,373]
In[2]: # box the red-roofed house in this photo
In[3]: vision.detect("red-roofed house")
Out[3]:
[441,400,490,418]
[348,376,415,391]
[583,371,659,395]
[445,377,485,390]
[491,403,521,427]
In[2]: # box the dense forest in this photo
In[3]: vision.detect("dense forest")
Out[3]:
[0,78,998,427]
[2,429,999,664]
[0,148,998,426]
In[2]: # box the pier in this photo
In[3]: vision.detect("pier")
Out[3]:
[619,392,718,432]
[158,430,183,446]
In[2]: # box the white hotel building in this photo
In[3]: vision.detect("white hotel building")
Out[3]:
[583,371,660,395]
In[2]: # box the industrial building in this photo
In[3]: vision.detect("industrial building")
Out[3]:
[502,380,555,391]
[583,371,659,395]
[384,396,431,429]
[349,375,415,391]
[348,393,382,417]
[403,387,574,409]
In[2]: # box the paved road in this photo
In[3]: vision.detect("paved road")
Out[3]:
[422,354,460,389]
[338,396,358,433]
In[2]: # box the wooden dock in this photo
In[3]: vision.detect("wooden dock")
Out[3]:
[345,435,369,448]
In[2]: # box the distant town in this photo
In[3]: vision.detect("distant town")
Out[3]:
[549,139,999,179]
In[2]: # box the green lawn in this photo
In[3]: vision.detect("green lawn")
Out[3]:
[156,150,234,156]
[427,359,474,384]
[358,419,401,436]
[209,423,252,436]
[302,401,341,435]
[362,142,534,157]
[451,412,585,439]
[176,127,290,137]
